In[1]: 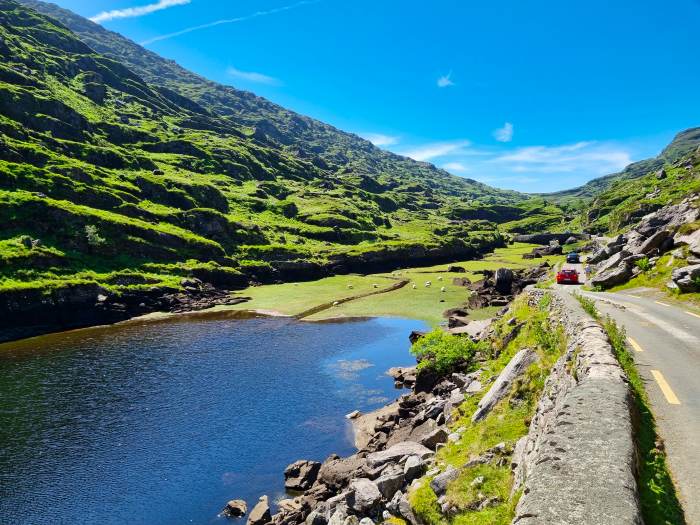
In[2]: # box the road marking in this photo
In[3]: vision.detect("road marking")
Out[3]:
[685,310,700,319]
[654,300,671,307]
[627,337,644,352]
[651,370,681,405]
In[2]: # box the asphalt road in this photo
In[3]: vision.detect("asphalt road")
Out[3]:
[568,286,700,523]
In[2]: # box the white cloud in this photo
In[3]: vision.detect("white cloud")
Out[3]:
[400,140,471,162]
[437,72,455,88]
[90,0,190,23]
[442,162,469,173]
[490,141,632,174]
[226,66,281,86]
[141,0,320,45]
[493,122,514,142]
[362,133,400,147]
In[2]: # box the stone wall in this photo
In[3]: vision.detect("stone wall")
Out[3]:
[511,289,642,524]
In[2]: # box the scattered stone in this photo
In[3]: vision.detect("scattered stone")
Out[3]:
[223,499,247,518]
[375,464,404,499]
[671,264,700,292]
[367,441,433,468]
[430,466,460,497]
[472,348,537,422]
[247,496,271,525]
[346,478,381,514]
[420,427,449,450]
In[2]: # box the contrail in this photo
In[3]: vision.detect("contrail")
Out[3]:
[91,0,191,24]
[140,0,321,46]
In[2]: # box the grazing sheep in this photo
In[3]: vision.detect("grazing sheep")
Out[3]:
[412,284,417,289]
[372,283,379,288]
[425,281,432,287]
[347,284,354,289]
[332,301,340,306]
[438,276,443,281]
[440,286,446,292]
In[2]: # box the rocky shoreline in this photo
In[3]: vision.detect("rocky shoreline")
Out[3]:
[221,297,514,525]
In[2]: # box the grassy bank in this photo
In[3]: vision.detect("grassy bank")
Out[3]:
[408,292,566,524]
[228,243,558,325]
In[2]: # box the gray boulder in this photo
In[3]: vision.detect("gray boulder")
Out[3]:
[367,441,433,468]
[671,264,700,292]
[597,249,630,274]
[403,456,424,481]
[374,464,404,499]
[591,264,633,289]
[247,496,271,525]
[632,230,671,255]
[346,478,381,514]
[495,268,514,294]
[430,466,460,497]
[285,460,322,491]
[223,499,247,518]
[319,455,367,490]
[420,427,449,450]
[472,348,537,422]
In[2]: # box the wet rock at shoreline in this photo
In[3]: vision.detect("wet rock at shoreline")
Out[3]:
[223,499,247,518]
[247,496,271,525]
[284,460,322,492]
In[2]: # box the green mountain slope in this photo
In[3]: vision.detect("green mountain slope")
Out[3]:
[539,127,700,202]
[1,0,543,300]
[579,147,700,234]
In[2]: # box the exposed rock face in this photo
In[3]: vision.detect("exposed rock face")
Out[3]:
[512,289,642,525]
[590,196,700,289]
[223,499,247,518]
[284,460,322,491]
[430,466,460,497]
[366,442,433,468]
[513,232,588,245]
[472,347,537,422]
[247,496,271,525]
[671,264,700,292]
[467,265,549,309]
[346,479,381,514]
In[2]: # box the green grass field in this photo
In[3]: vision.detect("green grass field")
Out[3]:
[229,243,559,325]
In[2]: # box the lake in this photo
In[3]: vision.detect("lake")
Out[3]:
[0,313,426,525]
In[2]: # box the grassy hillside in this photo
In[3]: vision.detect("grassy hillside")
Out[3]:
[539,127,700,203]
[1,0,545,296]
[576,148,700,233]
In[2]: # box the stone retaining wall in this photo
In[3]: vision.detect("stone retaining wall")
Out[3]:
[511,289,642,524]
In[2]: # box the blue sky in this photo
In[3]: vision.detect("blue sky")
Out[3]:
[54,0,700,192]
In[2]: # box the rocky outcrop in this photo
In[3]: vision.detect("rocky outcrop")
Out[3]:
[670,264,700,292]
[511,289,642,524]
[472,347,537,422]
[590,196,700,289]
[285,460,322,491]
[247,496,271,525]
[467,265,549,309]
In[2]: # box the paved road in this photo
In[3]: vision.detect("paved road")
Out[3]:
[567,287,700,523]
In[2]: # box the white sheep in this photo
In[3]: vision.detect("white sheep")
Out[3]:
[347,284,354,289]
[425,281,432,287]
[441,286,446,292]
[332,301,340,306]
[438,276,443,281]
[412,284,417,289]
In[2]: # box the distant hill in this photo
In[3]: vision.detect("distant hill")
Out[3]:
[538,127,700,202]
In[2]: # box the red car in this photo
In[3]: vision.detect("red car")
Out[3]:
[556,269,580,285]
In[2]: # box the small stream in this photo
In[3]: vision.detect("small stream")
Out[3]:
[0,314,426,525]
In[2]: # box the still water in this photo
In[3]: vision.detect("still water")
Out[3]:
[0,314,425,525]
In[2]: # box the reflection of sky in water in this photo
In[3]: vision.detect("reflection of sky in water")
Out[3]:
[0,315,427,525]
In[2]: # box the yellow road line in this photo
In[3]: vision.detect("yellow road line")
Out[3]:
[685,310,700,319]
[650,370,681,405]
[627,337,644,353]
[654,300,670,307]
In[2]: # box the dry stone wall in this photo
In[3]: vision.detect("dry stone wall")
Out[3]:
[511,289,642,524]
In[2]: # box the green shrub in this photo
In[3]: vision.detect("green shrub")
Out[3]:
[636,257,652,272]
[84,224,105,247]
[411,330,482,374]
